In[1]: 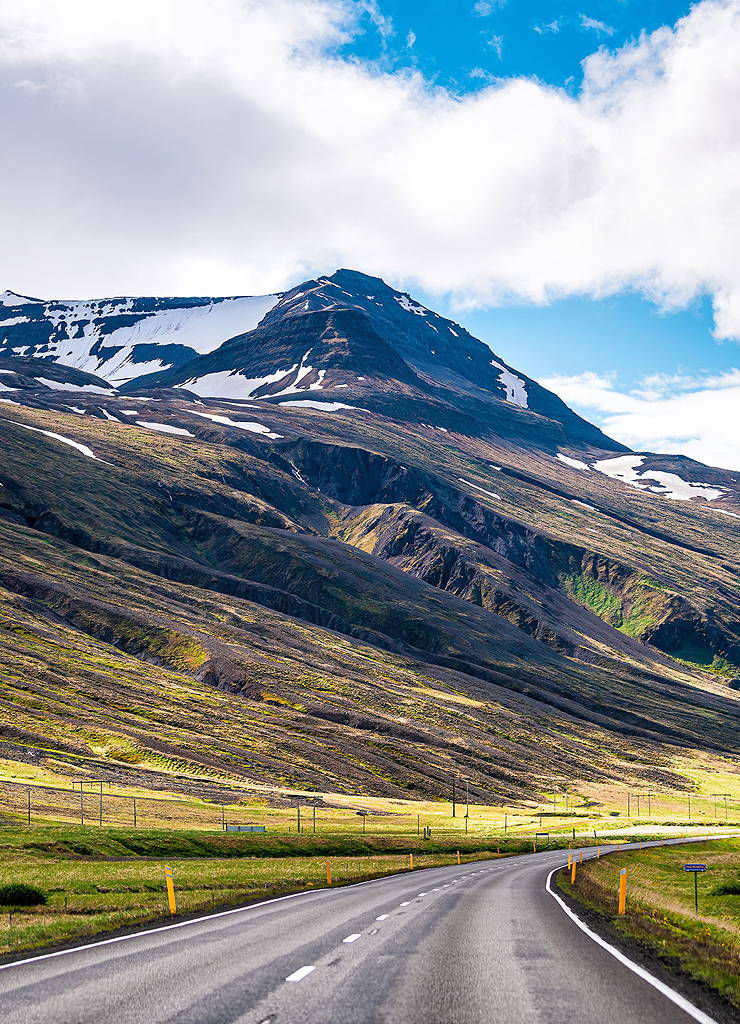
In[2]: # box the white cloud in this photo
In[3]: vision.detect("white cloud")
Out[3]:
[579,14,616,36]
[540,369,740,470]
[406,29,416,49]
[473,1,506,16]
[533,20,560,35]
[0,0,740,345]
[488,34,504,60]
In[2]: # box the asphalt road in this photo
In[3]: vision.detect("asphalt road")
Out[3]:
[0,838,720,1024]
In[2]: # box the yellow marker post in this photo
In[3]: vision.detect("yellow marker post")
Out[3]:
[579,851,583,865]
[533,839,537,853]
[409,853,414,870]
[618,868,627,914]
[326,861,332,886]
[567,854,572,869]
[164,864,177,915]
[597,846,600,858]
[457,851,461,865]
[571,861,577,884]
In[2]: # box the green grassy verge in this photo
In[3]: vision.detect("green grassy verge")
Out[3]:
[0,824,548,958]
[558,838,740,1009]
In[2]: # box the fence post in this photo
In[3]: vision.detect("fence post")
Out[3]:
[164,864,177,914]
[618,868,627,914]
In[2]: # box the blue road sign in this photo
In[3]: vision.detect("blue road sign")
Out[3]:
[683,863,707,871]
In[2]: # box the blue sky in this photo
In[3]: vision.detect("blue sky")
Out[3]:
[347,1,693,92]
[342,0,734,385]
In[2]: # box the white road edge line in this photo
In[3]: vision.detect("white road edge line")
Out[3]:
[545,867,718,1024]
[286,965,316,982]
[343,934,361,943]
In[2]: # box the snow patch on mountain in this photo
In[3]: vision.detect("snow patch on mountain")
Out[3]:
[395,295,428,317]
[190,411,283,439]
[136,421,194,437]
[460,478,501,500]
[557,454,590,471]
[593,455,724,501]
[176,364,300,400]
[7,420,98,459]
[280,400,355,412]
[0,291,34,306]
[33,377,112,395]
[490,361,528,408]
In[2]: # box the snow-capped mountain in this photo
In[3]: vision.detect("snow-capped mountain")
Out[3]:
[0,270,738,807]
[0,289,280,385]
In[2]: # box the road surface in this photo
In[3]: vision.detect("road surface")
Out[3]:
[0,838,720,1024]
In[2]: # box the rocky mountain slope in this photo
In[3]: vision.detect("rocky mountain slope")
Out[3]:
[0,270,737,801]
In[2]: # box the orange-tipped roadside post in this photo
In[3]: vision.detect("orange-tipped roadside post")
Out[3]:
[618,868,627,914]
[409,853,414,870]
[571,860,577,884]
[597,846,600,858]
[326,861,332,886]
[567,853,572,869]
[579,850,583,865]
[457,851,461,865]
[164,864,177,914]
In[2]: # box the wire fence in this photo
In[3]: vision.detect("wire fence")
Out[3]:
[0,779,230,831]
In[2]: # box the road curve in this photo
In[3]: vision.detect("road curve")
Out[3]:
[0,838,722,1024]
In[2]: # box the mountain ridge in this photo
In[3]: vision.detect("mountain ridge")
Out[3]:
[0,268,737,801]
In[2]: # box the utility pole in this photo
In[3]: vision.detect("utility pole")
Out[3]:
[628,792,631,817]
[133,797,137,828]
[636,794,641,817]
[688,794,691,821]
[313,805,316,834]
[221,804,225,831]
[99,781,103,827]
[27,788,31,826]
[80,786,84,826]
[452,776,456,818]
[297,801,301,834]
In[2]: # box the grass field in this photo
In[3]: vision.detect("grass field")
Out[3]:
[559,838,740,1009]
[0,825,522,958]
[0,824,731,961]
[1,754,737,839]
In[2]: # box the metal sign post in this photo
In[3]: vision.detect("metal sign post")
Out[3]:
[683,864,707,914]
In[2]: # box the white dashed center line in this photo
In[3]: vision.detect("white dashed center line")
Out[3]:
[343,934,361,943]
[376,914,389,921]
[286,966,315,982]
[417,892,427,897]
[400,901,410,906]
